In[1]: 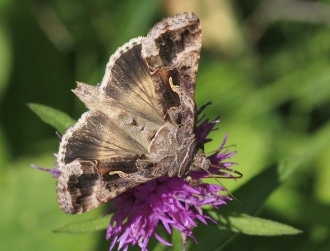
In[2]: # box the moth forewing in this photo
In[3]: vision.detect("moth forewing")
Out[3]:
[57,12,202,214]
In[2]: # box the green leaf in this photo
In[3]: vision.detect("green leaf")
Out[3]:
[171,229,184,250]
[53,216,110,234]
[0,20,12,100]
[27,103,76,134]
[216,213,302,236]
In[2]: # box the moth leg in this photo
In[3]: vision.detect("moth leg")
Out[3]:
[185,175,202,187]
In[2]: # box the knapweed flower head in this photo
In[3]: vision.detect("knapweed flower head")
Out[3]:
[105,108,237,251]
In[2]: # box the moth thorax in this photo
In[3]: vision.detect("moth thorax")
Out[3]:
[190,152,210,172]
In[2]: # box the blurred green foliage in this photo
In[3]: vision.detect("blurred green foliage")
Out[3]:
[0,0,330,251]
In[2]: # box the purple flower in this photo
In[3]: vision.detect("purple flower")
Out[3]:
[31,162,61,178]
[106,110,237,251]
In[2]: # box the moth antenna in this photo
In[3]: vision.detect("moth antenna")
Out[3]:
[203,163,242,202]
[209,163,242,179]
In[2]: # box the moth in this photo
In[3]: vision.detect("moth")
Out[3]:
[57,12,211,214]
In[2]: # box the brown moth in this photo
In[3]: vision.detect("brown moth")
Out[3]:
[57,12,210,214]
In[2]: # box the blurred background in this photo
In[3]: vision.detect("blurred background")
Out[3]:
[1,0,330,250]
